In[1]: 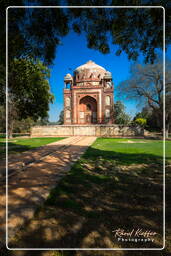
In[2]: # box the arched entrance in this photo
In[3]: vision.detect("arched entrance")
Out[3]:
[79,96,97,124]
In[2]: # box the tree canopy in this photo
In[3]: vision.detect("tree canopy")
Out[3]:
[8,58,54,137]
[1,1,69,66]
[68,1,170,63]
[114,101,131,125]
[133,106,165,131]
[118,59,171,136]
[1,0,170,68]
[134,117,147,127]
[9,58,53,119]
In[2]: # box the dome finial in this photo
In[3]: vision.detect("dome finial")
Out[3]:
[86,60,94,64]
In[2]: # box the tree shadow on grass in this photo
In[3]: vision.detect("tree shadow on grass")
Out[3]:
[3,140,170,256]
[0,138,66,157]
[0,141,32,156]
[84,147,166,166]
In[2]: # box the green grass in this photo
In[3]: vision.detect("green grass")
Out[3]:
[45,138,170,249]
[46,138,169,211]
[11,138,171,253]
[0,137,66,156]
[84,138,171,165]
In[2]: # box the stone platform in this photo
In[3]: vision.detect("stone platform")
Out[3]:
[31,124,143,137]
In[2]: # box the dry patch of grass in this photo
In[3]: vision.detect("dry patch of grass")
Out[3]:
[119,140,148,143]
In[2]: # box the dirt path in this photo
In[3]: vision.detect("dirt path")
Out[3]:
[0,136,96,247]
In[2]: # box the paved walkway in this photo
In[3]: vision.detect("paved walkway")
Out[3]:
[0,136,96,246]
[0,137,84,179]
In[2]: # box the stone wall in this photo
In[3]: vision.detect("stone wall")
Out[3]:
[31,125,143,137]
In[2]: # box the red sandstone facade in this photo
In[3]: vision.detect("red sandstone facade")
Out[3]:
[63,60,114,125]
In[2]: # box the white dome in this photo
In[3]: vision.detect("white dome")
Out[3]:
[75,60,106,72]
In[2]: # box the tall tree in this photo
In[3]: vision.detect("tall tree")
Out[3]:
[57,110,64,125]
[118,60,171,137]
[8,58,54,138]
[114,101,131,125]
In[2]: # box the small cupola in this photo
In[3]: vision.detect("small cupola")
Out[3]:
[104,71,112,79]
[64,73,72,82]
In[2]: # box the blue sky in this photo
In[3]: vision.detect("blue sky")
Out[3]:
[48,30,167,122]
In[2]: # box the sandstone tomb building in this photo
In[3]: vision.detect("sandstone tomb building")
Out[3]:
[64,60,114,124]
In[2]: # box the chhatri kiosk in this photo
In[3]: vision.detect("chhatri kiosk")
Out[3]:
[63,60,114,125]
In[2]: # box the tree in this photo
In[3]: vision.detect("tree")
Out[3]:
[1,1,170,69]
[118,60,171,137]
[166,81,171,136]
[34,117,50,126]
[133,106,152,120]
[133,106,163,131]
[134,118,147,127]
[57,110,64,125]
[0,106,6,133]
[1,1,69,66]
[68,0,170,63]
[0,1,69,106]
[114,101,131,125]
[13,117,35,133]
[8,58,54,138]
[0,65,5,104]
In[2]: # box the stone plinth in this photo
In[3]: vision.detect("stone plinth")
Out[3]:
[31,125,143,137]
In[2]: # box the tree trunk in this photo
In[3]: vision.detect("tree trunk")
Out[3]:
[166,122,170,139]
[8,95,19,138]
[8,118,14,139]
[165,113,170,139]
[8,102,16,139]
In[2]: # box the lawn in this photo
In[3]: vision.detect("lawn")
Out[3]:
[86,138,171,165]
[10,138,171,255]
[0,137,66,156]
